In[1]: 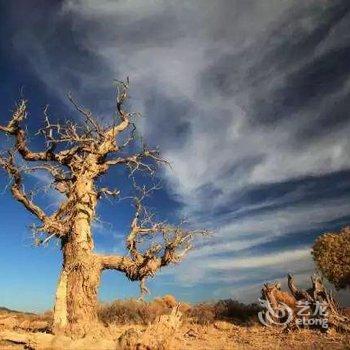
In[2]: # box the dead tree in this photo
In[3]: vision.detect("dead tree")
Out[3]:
[287,274,313,301]
[286,274,350,331]
[0,81,206,338]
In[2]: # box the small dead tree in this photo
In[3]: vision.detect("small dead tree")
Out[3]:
[0,81,206,338]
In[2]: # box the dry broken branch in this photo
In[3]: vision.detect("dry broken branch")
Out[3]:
[99,182,209,296]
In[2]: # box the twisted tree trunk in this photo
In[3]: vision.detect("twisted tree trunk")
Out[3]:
[53,177,102,338]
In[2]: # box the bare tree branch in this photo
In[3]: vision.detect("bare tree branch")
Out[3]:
[0,152,67,237]
[100,181,208,292]
[97,187,120,198]
[0,152,47,220]
[0,101,57,161]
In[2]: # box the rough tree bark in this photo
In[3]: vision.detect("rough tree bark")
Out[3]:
[0,81,207,338]
[54,270,68,331]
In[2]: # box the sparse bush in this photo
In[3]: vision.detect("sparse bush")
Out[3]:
[312,226,350,289]
[214,299,261,324]
[98,296,178,325]
[99,296,261,326]
[188,303,216,324]
[188,300,260,325]
[154,294,177,308]
[154,294,191,313]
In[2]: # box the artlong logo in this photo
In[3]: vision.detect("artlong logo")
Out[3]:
[258,298,293,328]
[258,299,329,329]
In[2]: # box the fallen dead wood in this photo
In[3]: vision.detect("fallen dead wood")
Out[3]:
[260,274,350,332]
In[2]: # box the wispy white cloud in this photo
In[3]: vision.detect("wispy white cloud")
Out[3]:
[8,0,350,302]
[160,245,315,295]
[206,248,310,270]
[190,195,350,258]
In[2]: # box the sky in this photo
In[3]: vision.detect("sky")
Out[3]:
[0,0,350,312]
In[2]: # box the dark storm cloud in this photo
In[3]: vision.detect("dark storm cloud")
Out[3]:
[141,90,193,149]
[253,1,350,75]
[203,0,350,129]
[7,0,116,113]
[299,90,350,141]
[209,169,350,222]
[249,44,350,126]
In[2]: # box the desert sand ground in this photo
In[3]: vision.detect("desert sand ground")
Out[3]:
[0,305,349,350]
